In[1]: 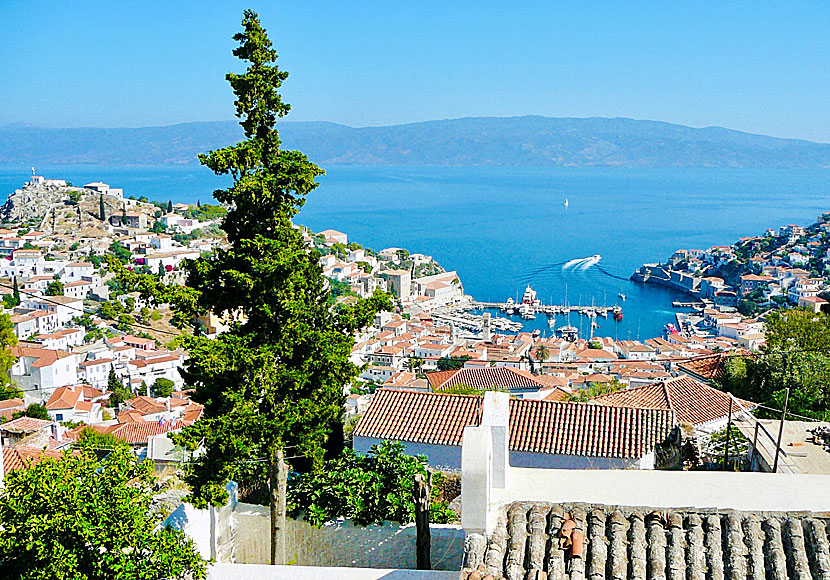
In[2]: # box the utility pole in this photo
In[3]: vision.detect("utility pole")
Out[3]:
[270,447,288,565]
[772,388,790,473]
[723,397,733,470]
[414,473,432,570]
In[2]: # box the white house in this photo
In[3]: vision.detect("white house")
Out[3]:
[11,345,80,402]
[61,262,95,283]
[79,358,116,389]
[45,385,106,423]
[63,280,93,300]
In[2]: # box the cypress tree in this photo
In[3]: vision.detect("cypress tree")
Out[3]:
[12,276,19,306]
[99,195,106,221]
[167,200,173,213]
[164,10,390,563]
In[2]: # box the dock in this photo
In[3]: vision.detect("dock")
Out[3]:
[466,302,622,317]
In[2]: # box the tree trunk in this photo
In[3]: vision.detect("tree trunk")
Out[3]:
[269,447,287,565]
[414,472,432,570]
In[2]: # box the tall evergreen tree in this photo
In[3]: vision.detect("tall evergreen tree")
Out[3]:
[149,10,391,563]
[167,200,173,213]
[99,194,106,221]
[12,276,19,306]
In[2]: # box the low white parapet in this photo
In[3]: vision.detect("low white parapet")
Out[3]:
[495,467,830,514]
[207,563,460,580]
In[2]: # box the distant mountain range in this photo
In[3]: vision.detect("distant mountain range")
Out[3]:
[2,116,830,168]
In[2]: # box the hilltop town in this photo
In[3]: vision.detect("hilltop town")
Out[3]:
[633,213,830,342]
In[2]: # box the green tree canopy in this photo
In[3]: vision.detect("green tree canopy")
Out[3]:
[565,379,625,402]
[0,312,19,396]
[12,403,49,421]
[289,441,453,527]
[151,377,175,398]
[44,280,64,296]
[0,448,205,579]
[716,308,830,420]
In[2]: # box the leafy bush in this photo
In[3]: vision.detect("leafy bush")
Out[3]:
[0,448,205,579]
[289,440,454,527]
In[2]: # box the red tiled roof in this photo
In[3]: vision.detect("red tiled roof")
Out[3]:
[105,420,185,444]
[12,345,74,368]
[0,416,53,433]
[125,396,167,415]
[591,375,755,427]
[0,397,25,421]
[2,446,68,474]
[677,353,733,382]
[354,389,674,459]
[46,385,83,410]
[0,398,24,411]
[117,409,146,424]
[426,367,554,392]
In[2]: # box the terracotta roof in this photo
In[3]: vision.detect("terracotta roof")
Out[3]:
[105,420,185,444]
[0,398,25,421]
[427,367,555,392]
[463,502,830,580]
[12,345,74,368]
[676,352,733,382]
[0,398,24,411]
[117,409,146,424]
[2,446,67,474]
[354,389,673,459]
[126,396,167,415]
[0,416,53,433]
[46,385,83,410]
[591,375,755,427]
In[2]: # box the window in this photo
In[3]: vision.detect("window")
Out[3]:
[56,413,63,421]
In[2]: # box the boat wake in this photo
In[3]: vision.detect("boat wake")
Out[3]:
[595,265,630,282]
[563,255,602,271]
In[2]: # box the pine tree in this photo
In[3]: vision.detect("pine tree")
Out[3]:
[99,194,106,221]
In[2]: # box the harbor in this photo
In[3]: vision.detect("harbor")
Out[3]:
[434,285,626,341]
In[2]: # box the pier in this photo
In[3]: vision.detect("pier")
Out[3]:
[466,302,622,317]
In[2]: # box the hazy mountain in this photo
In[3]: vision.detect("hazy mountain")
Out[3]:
[2,116,830,168]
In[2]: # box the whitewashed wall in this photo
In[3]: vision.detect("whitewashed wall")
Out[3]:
[232,503,464,571]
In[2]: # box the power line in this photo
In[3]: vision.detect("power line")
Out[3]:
[0,279,183,337]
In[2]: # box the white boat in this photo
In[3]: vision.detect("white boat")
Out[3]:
[564,198,569,208]
[556,325,578,341]
[519,304,536,319]
[618,293,626,301]
[521,285,537,304]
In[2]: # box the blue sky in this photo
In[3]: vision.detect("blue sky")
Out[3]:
[2,2,829,141]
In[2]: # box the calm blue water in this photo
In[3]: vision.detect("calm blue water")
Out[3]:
[3,163,830,339]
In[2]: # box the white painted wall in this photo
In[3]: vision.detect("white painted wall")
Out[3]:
[207,563,458,580]
[492,466,830,514]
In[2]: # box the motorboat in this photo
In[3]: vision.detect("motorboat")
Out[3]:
[521,285,537,304]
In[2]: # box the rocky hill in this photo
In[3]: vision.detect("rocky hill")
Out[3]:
[1,182,158,236]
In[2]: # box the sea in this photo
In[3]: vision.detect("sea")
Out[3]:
[2,163,830,340]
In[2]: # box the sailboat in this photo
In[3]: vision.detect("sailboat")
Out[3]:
[564,198,569,208]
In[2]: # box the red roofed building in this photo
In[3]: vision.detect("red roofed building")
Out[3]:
[590,375,756,432]
[354,389,673,471]
[0,398,25,421]
[45,385,107,423]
